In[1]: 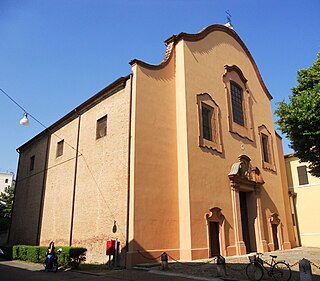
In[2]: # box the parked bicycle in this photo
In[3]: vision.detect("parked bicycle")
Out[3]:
[246,252,291,281]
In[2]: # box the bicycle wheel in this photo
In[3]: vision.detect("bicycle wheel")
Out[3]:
[271,261,292,281]
[246,262,264,281]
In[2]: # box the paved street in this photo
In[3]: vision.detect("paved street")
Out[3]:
[2,247,320,281]
[0,260,219,281]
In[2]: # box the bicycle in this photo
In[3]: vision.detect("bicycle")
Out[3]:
[246,252,292,281]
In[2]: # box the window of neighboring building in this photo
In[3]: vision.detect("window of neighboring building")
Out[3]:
[5,179,8,183]
[261,133,270,163]
[230,82,244,126]
[30,155,35,171]
[96,115,108,139]
[56,139,64,158]
[223,65,253,141]
[297,165,309,185]
[197,93,222,153]
[258,125,276,172]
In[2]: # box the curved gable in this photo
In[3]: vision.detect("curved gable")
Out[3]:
[130,24,272,100]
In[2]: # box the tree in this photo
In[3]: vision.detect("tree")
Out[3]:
[0,184,15,231]
[276,52,320,177]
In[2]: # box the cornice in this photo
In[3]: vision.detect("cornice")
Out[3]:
[18,75,131,152]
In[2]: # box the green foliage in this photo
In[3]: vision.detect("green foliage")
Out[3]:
[276,52,320,177]
[0,184,15,231]
[1,245,86,268]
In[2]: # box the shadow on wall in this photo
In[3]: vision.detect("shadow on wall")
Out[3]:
[123,239,180,268]
[260,185,290,250]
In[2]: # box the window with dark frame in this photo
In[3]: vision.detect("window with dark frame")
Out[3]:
[30,155,35,171]
[297,165,309,185]
[230,82,244,126]
[261,133,270,163]
[56,140,64,158]
[197,93,222,153]
[96,115,108,139]
[202,105,213,141]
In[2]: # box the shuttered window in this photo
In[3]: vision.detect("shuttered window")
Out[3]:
[297,165,309,185]
[56,140,64,157]
[30,155,35,171]
[96,115,108,139]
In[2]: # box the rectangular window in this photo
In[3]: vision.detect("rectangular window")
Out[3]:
[30,155,35,171]
[197,94,222,153]
[231,82,244,126]
[297,165,309,185]
[261,133,269,163]
[56,140,64,157]
[5,179,8,183]
[202,105,213,141]
[96,115,108,139]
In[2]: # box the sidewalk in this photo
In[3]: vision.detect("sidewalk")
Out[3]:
[0,259,222,281]
[158,247,320,281]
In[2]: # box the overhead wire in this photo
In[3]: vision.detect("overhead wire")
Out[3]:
[1,86,125,239]
[1,87,78,152]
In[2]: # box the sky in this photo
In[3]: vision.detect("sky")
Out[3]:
[0,0,319,175]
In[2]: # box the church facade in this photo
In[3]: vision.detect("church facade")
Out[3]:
[9,24,296,266]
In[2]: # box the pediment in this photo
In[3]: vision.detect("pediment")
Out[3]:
[228,155,264,185]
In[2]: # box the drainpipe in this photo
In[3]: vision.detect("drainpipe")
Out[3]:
[36,133,51,245]
[69,111,81,246]
[125,73,133,267]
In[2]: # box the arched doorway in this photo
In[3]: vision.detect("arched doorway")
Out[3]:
[269,213,283,251]
[205,207,226,257]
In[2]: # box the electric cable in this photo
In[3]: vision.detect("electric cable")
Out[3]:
[1,86,125,240]
[1,87,77,151]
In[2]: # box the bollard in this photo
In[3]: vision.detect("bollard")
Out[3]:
[161,252,168,270]
[299,258,312,281]
[216,255,227,277]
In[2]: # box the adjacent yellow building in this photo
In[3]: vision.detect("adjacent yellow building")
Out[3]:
[285,154,320,247]
[9,24,296,266]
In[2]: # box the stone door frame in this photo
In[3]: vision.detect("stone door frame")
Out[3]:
[205,207,227,256]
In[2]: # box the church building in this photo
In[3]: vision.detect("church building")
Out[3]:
[9,24,296,266]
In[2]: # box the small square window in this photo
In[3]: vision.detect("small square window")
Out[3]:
[96,115,108,139]
[56,140,64,158]
[30,155,35,171]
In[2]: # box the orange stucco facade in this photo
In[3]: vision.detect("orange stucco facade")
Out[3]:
[9,24,295,266]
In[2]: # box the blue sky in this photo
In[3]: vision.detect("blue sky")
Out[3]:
[0,0,319,174]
